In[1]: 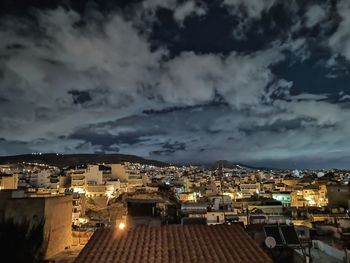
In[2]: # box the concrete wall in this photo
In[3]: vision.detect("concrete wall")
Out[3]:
[4,197,45,225]
[3,194,72,259]
[0,190,14,222]
[338,218,350,229]
[206,212,225,224]
[327,185,350,209]
[110,164,128,181]
[44,195,72,258]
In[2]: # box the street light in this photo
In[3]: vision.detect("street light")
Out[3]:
[118,222,126,230]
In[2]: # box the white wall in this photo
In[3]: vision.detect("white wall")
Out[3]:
[85,165,103,185]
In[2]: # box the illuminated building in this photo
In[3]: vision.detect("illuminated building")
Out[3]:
[272,192,291,207]
[178,192,197,202]
[86,185,106,198]
[72,192,86,225]
[110,163,147,190]
[70,165,103,193]
[70,169,86,192]
[240,182,261,198]
[291,185,328,207]
[0,173,18,190]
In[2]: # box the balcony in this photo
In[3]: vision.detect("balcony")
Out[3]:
[72,182,85,187]
[72,175,85,180]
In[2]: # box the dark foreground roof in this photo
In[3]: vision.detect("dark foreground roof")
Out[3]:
[74,224,272,263]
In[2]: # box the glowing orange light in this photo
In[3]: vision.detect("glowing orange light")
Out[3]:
[118,222,126,230]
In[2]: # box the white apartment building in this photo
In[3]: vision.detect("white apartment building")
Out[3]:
[30,170,51,188]
[70,169,86,193]
[240,182,261,198]
[85,165,103,185]
[70,165,103,193]
[109,163,147,190]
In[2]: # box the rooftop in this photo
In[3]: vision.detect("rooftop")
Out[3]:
[74,224,272,263]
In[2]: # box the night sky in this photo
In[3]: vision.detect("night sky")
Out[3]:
[1,0,350,169]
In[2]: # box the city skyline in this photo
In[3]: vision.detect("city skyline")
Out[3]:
[1,0,350,169]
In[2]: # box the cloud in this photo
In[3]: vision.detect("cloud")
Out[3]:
[289,93,328,101]
[0,137,93,155]
[1,2,350,168]
[142,0,177,10]
[305,4,327,28]
[158,45,285,108]
[140,0,207,27]
[339,94,350,101]
[222,0,277,39]
[64,95,350,169]
[328,0,350,61]
[223,0,276,19]
[0,7,165,141]
[173,1,207,26]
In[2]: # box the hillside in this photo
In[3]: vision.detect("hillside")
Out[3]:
[0,153,168,168]
[209,160,269,170]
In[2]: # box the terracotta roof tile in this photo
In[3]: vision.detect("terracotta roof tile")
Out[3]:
[74,224,272,263]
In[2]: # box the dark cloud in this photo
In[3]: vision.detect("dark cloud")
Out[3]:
[6,43,26,50]
[163,141,186,151]
[68,90,92,105]
[0,97,8,103]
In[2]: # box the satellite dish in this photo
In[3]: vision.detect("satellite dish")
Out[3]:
[265,236,276,249]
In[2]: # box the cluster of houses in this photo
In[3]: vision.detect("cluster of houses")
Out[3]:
[2,162,350,261]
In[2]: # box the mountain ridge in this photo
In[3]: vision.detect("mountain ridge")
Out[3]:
[0,153,168,168]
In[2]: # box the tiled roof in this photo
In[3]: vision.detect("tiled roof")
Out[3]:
[74,224,272,263]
